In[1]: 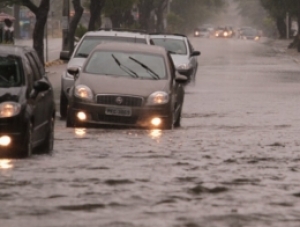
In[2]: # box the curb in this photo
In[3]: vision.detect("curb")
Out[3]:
[45,59,66,68]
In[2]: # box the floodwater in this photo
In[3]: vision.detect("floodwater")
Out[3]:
[1,37,300,227]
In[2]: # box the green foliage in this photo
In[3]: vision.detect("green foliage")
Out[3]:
[75,23,87,39]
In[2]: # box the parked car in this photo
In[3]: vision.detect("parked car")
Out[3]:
[150,33,200,85]
[0,45,55,157]
[59,29,154,119]
[66,43,187,129]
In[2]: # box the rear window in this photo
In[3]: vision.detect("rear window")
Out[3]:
[151,38,187,55]
[74,36,147,58]
[0,56,23,88]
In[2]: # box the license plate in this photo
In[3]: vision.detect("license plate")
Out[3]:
[105,107,132,116]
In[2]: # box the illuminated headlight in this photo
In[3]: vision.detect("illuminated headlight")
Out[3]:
[0,102,21,118]
[77,111,87,121]
[74,85,93,100]
[224,32,228,36]
[151,117,162,126]
[195,31,199,35]
[147,91,169,105]
[0,136,11,146]
[255,36,260,41]
[177,63,192,70]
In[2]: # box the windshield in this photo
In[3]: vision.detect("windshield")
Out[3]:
[74,36,148,58]
[151,38,187,55]
[0,56,23,88]
[84,51,166,80]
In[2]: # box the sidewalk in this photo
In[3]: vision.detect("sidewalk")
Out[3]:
[266,38,300,64]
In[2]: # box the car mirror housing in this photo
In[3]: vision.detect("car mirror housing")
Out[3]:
[67,67,80,79]
[175,73,188,83]
[33,79,50,92]
[191,51,201,57]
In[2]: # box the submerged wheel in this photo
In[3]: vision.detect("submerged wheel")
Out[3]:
[60,92,68,119]
[19,122,33,157]
[38,117,54,154]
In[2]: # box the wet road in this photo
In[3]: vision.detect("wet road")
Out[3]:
[2,37,300,227]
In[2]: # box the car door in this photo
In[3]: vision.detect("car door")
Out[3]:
[25,53,48,143]
[167,53,182,118]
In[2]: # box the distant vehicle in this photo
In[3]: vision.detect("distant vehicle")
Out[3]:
[239,28,260,41]
[194,27,210,38]
[215,26,234,38]
[0,45,55,157]
[59,29,153,119]
[66,43,187,129]
[150,33,200,85]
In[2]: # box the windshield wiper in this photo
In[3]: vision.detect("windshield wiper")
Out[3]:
[128,56,160,80]
[111,54,139,78]
[77,53,89,58]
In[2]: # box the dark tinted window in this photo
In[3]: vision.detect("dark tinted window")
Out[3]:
[75,36,147,58]
[0,56,23,87]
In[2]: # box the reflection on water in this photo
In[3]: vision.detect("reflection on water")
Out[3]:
[149,129,162,140]
[0,159,13,169]
[74,128,87,137]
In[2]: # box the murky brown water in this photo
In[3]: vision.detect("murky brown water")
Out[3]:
[1,38,300,227]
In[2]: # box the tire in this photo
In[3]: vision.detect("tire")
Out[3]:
[38,117,54,154]
[174,107,182,128]
[66,110,75,128]
[19,123,33,157]
[60,91,68,119]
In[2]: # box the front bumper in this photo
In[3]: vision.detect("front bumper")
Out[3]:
[61,72,75,96]
[68,100,173,128]
[0,116,27,154]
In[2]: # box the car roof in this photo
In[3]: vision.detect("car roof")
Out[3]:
[83,29,150,39]
[150,33,187,40]
[93,42,167,55]
[0,45,34,56]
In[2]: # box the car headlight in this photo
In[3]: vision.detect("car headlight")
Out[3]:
[255,36,260,41]
[74,85,93,100]
[177,63,192,70]
[0,102,21,118]
[147,91,169,105]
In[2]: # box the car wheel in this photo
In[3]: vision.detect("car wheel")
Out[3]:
[60,91,68,119]
[174,107,182,128]
[66,110,75,128]
[19,122,33,157]
[38,117,54,154]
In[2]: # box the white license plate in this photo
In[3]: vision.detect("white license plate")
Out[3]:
[105,107,132,116]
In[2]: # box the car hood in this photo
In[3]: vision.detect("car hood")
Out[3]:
[0,86,25,103]
[77,74,169,97]
[67,57,86,68]
[171,54,189,68]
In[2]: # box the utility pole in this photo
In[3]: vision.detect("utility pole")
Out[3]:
[60,0,70,59]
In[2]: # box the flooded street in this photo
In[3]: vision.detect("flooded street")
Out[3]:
[1,37,300,227]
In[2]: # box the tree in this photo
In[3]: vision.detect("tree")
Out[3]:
[87,0,105,31]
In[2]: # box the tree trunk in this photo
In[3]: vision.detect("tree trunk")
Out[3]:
[22,0,50,66]
[276,17,286,39]
[155,0,168,33]
[88,0,105,31]
[138,0,154,31]
[110,13,123,28]
[14,5,21,39]
[68,0,83,56]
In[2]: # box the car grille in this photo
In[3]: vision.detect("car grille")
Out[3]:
[96,95,143,107]
[98,114,138,125]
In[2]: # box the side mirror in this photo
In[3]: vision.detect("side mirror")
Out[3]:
[67,67,80,79]
[33,79,50,92]
[60,51,70,61]
[191,51,201,57]
[175,73,188,83]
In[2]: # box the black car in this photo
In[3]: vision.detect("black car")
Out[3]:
[66,43,187,129]
[0,45,55,157]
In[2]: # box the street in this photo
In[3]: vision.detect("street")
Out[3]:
[1,37,300,227]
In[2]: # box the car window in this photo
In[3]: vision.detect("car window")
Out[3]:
[84,51,167,80]
[151,38,187,55]
[74,36,147,58]
[0,56,23,88]
[26,53,42,81]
